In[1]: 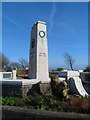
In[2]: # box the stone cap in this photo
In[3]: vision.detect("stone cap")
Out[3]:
[32,21,46,29]
[1,79,40,85]
[59,71,80,77]
[35,21,46,25]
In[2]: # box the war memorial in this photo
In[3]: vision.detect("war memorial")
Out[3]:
[1,21,90,120]
[0,21,89,98]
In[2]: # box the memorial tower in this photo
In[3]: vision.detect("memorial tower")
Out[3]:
[29,21,50,83]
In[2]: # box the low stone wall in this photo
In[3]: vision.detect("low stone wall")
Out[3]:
[2,84,22,97]
[0,70,16,80]
[2,82,52,98]
[80,72,90,81]
[82,81,90,94]
[39,83,52,95]
[2,105,90,120]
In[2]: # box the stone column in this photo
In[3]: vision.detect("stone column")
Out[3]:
[12,70,16,79]
[0,72,2,79]
[29,21,50,83]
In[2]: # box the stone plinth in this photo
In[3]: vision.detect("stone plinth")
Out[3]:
[1,79,52,98]
[39,82,52,95]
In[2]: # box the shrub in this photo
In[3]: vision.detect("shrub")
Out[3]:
[56,68,64,71]
[24,94,63,111]
[25,94,45,109]
[17,69,28,76]
[63,96,90,114]
[2,97,24,106]
[1,95,90,114]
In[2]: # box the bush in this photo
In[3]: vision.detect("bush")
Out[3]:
[63,96,90,114]
[25,94,46,109]
[2,97,24,106]
[56,68,64,71]
[1,95,90,114]
[24,94,63,110]
[17,69,28,76]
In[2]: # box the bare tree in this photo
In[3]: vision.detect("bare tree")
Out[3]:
[63,52,75,70]
[19,58,29,69]
[0,52,10,71]
[0,52,29,71]
[10,62,21,70]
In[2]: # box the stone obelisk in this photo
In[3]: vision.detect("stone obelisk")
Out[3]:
[29,21,50,83]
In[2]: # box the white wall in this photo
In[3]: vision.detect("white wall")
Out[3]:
[0,70,16,80]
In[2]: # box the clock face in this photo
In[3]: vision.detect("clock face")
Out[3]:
[39,31,45,38]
